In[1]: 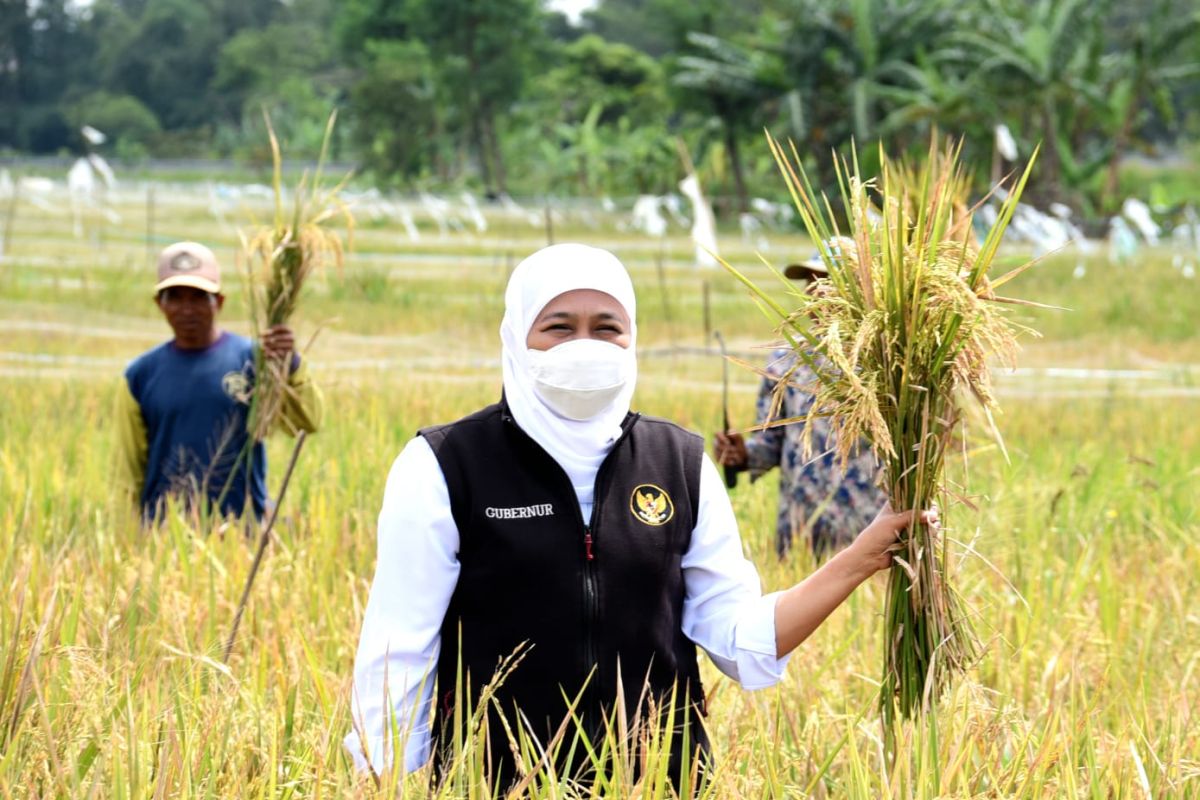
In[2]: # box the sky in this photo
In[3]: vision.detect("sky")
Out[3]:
[547,0,598,23]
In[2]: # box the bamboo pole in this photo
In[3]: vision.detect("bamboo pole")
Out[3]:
[222,430,307,663]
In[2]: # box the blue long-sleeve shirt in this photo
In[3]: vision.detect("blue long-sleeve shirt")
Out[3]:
[114,332,322,520]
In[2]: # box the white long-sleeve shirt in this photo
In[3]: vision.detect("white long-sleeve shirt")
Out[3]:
[344,435,789,773]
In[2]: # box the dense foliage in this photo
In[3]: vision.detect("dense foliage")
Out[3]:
[1,0,1198,210]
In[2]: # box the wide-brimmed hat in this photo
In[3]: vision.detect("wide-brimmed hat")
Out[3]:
[154,241,221,295]
[784,236,859,280]
[783,252,829,281]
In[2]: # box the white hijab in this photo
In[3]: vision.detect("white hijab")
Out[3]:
[501,243,638,508]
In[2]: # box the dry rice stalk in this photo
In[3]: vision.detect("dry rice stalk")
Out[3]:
[242,110,352,441]
[721,133,1039,747]
[212,112,351,516]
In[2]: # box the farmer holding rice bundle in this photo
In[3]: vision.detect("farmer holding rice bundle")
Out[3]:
[714,242,887,558]
[345,243,933,790]
[113,241,323,521]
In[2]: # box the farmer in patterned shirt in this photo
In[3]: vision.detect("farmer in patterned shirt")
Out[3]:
[714,251,886,558]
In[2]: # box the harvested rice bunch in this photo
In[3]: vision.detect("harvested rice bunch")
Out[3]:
[242,112,351,441]
[724,134,1041,743]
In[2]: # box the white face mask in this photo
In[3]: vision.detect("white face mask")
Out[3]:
[527,338,633,421]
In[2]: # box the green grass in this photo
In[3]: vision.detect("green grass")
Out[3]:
[0,192,1197,797]
[1116,152,1200,210]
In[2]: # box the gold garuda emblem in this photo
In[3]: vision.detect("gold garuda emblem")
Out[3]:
[630,484,674,526]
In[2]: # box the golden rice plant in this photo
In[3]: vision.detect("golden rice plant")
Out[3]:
[722,133,1042,744]
[243,110,352,441]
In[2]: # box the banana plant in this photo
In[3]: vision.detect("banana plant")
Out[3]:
[1100,0,1200,203]
[951,0,1111,198]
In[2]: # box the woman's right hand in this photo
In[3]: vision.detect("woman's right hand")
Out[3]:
[713,431,749,468]
[774,502,940,658]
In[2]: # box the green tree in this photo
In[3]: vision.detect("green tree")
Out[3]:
[515,34,674,194]
[337,0,547,193]
[345,39,441,183]
[211,0,343,157]
[65,91,161,148]
[0,0,97,152]
[582,0,763,58]
[673,31,785,211]
[1100,0,1200,201]
[0,0,27,147]
[954,0,1113,201]
[788,0,961,147]
[92,0,222,130]
[413,0,546,194]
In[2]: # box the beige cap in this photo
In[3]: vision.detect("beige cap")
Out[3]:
[155,241,221,295]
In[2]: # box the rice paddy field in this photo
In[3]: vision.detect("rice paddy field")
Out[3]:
[0,184,1198,797]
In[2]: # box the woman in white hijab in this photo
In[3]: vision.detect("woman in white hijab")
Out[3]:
[345,244,930,789]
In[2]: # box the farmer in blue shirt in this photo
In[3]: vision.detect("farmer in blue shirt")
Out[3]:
[714,251,886,557]
[114,241,323,520]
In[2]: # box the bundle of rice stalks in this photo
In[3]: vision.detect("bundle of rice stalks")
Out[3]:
[722,133,1042,743]
[242,111,351,441]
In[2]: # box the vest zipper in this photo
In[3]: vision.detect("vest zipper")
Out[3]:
[575,421,637,702]
[582,428,630,705]
[501,408,642,705]
[582,525,598,674]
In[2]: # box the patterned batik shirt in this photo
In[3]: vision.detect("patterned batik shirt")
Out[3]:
[745,348,887,556]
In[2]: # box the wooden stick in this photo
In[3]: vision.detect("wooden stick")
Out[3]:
[222,430,308,663]
[655,239,675,345]
[146,185,156,266]
[674,136,697,177]
[1,176,19,264]
[712,330,738,489]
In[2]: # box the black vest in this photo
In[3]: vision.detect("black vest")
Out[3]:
[420,400,708,785]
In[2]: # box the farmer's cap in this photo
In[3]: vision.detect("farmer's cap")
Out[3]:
[783,236,856,280]
[784,253,829,281]
[154,241,221,295]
